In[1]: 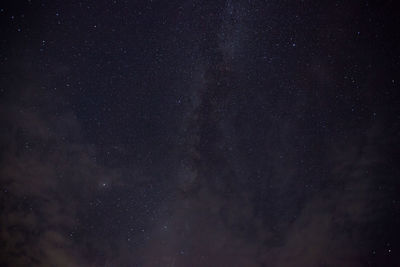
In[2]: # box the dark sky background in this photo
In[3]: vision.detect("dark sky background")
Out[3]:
[1,0,400,266]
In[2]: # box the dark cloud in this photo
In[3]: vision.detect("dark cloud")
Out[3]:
[0,83,121,266]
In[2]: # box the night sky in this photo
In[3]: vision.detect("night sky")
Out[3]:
[1,1,400,266]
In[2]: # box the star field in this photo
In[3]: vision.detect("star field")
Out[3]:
[1,1,400,266]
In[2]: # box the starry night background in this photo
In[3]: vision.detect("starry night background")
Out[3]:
[1,0,400,266]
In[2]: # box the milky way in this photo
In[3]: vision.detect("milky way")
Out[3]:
[1,1,399,266]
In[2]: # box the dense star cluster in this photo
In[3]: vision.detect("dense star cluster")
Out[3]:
[1,0,399,266]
